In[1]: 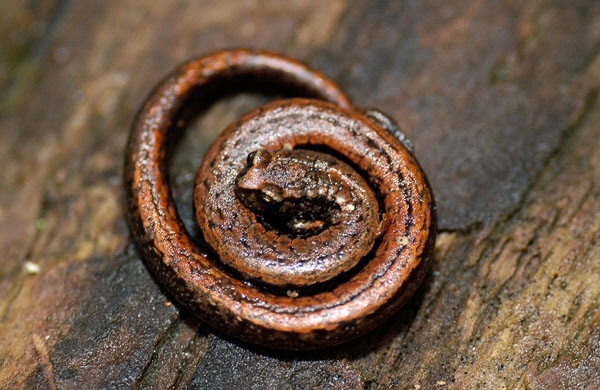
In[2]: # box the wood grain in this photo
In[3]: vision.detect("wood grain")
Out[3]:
[1,0,599,388]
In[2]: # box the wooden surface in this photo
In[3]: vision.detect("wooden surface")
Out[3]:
[1,1,599,388]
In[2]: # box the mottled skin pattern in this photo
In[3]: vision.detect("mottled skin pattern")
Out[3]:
[206,147,382,287]
[124,49,436,349]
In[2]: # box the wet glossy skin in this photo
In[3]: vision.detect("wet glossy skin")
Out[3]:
[205,147,382,287]
[124,49,436,349]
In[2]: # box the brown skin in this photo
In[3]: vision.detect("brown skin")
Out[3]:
[124,49,436,350]
[218,147,381,288]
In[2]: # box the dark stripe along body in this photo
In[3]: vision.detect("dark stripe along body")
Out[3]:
[124,49,436,349]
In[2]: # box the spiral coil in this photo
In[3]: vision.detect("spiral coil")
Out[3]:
[124,49,436,349]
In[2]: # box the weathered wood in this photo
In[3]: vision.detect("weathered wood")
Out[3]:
[1,1,599,388]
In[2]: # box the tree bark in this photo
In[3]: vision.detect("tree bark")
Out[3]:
[1,1,599,388]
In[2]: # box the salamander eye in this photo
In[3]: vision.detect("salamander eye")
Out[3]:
[247,149,272,167]
[260,194,274,204]
[246,151,257,166]
[260,185,283,204]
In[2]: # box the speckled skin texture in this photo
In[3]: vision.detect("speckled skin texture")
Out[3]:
[124,49,436,349]
[199,146,381,288]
